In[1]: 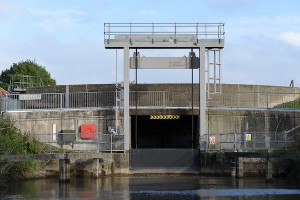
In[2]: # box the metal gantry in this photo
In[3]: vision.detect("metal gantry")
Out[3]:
[105,23,225,151]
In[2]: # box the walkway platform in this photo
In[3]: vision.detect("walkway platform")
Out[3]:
[104,23,225,49]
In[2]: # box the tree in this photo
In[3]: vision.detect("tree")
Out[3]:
[0,60,56,90]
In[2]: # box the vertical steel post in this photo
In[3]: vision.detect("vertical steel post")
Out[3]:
[191,49,194,149]
[5,95,8,112]
[123,47,130,151]
[110,133,113,153]
[115,49,118,135]
[234,132,236,152]
[199,47,206,150]
[135,49,138,149]
[214,50,217,92]
[60,93,63,110]
[65,85,69,108]
[207,50,210,100]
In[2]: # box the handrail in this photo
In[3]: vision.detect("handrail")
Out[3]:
[104,22,225,43]
[2,90,300,112]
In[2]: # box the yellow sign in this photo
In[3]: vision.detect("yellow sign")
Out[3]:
[246,133,252,141]
[150,115,180,120]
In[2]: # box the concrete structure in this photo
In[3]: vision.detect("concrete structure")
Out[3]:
[0,153,129,181]
[2,83,300,175]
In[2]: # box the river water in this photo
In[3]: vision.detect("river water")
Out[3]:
[1,175,300,200]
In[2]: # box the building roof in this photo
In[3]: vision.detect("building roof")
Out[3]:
[0,87,8,96]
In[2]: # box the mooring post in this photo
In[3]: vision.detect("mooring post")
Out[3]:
[92,158,100,178]
[266,152,273,181]
[59,158,70,182]
[237,157,244,178]
[231,155,237,177]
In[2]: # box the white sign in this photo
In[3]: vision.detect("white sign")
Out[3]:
[210,136,216,145]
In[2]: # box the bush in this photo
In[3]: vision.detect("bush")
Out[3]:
[0,116,38,186]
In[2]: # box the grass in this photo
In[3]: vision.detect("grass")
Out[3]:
[275,99,300,109]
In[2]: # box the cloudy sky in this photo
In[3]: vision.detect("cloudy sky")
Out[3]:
[0,0,300,87]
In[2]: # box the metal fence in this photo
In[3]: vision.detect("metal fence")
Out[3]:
[0,97,5,112]
[104,23,225,44]
[203,132,297,152]
[3,91,300,111]
[27,133,124,153]
[5,92,116,111]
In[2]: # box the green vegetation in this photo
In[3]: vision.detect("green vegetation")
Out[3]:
[289,132,300,152]
[275,99,300,109]
[0,60,56,90]
[0,116,48,187]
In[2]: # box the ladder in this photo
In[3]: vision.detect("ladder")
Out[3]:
[206,49,222,100]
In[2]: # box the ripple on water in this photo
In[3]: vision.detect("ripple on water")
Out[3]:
[130,188,300,197]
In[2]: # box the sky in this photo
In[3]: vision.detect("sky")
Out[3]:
[0,0,300,87]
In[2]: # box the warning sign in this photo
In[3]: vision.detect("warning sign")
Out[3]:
[246,133,252,141]
[209,136,216,145]
[150,115,180,120]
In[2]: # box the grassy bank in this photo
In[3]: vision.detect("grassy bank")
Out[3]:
[0,116,48,187]
[275,99,300,109]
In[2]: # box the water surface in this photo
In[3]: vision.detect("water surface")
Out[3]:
[0,176,300,200]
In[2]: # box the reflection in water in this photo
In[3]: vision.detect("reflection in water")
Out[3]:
[0,176,299,200]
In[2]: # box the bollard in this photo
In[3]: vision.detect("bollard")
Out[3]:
[237,157,244,178]
[59,159,70,182]
[231,156,237,177]
[92,158,100,178]
[266,153,273,181]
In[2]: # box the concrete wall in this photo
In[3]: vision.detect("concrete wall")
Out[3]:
[200,153,294,177]
[4,108,300,151]
[207,109,300,134]
[27,83,299,94]
[33,153,129,178]
[4,110,118,151]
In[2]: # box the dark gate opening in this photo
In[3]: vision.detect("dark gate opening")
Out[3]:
[131,115,198,149]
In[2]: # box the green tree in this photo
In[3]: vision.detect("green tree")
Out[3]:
[0,60,56,90]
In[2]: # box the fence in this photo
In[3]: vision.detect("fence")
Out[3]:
[0,97,5,112]
[104,23,225,44]
[3,91,300,111]
[27,132,124,153]
[203,132,297,152]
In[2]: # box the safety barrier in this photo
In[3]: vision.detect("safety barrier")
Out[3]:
[24,132,125,153]
[203,132,297,152]
[3,91,300,111]
[104,23,225,44]
[0,97,5,112]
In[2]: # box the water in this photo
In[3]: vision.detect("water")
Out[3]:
[1,176,300,200]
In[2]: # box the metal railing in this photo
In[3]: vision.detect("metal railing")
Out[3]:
[104,23,225,44]
[3,91,300,111]
[26,133,125,153]
[5,92,116,111]
[0,97,5,112]
[203,132,297,152]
